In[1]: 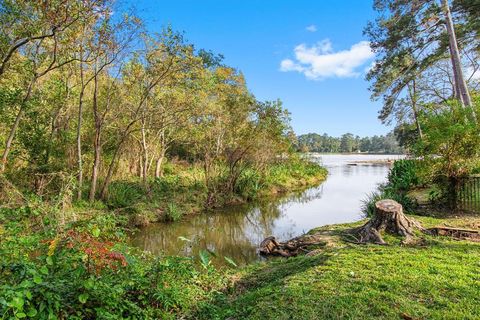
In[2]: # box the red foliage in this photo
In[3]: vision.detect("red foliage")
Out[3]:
[53,230,128,273]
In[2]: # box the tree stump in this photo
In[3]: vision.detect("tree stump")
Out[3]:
[351,199,423,244]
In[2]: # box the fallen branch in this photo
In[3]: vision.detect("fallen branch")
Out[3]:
[259,233,330,257]
[426,226,480,241]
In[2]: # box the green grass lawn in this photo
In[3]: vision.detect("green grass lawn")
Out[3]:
[190,215,480,320]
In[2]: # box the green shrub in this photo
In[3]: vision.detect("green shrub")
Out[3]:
[235,169,263,200]
[362,184,417,217]
[164,202,182,222]
[388,159,420,191]
[0,247,218,319]
[362,159,419,217]
[0,207,221,319]
[105,181,146,208]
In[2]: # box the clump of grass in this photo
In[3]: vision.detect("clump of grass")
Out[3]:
[387,159,421,191]
[164,202,182,222]
[235,169,263,200]
[105,181,146,208]
[362,183,417,217]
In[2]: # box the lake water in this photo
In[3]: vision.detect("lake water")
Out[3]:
[130,154,403,266]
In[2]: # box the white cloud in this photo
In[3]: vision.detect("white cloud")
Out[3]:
[280,39,375,80]
[306,25,317,32]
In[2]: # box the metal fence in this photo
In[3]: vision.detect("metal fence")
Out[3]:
[459,175,480,213]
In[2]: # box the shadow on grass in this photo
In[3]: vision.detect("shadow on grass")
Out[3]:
[188,253,331,320]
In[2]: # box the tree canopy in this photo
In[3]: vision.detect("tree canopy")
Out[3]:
[0,0,294,204]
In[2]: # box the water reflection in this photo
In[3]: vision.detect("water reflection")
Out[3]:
[130,154,403,266]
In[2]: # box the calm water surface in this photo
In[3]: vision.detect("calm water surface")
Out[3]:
[130,154,403,265]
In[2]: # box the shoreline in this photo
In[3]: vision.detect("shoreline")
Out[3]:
[133,164,328,227]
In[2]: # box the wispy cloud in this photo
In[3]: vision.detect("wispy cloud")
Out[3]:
[305,25,317,32]
[280,39,374,80]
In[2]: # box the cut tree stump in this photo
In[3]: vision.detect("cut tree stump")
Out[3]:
[351,199,424,245]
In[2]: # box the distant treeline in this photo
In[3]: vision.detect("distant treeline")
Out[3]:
[296,132,403,154]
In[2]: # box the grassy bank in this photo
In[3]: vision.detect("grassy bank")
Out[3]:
[97,158,327,227]
[191,215,480,320]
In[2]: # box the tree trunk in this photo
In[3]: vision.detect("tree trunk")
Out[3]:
[76,48,87,201]
[0,78,36,172]
[446,176,461,211]
[89,72,101,202]
[442,0,475,121]
[155,130,167,178]
[408,80,423,140]
[99,126,132,199]
[100,143,120,200]
[140,118,148,186]
[76,86,85,200]
[351,199,423,244]
[155,153,165,178]
[89,131,101,201]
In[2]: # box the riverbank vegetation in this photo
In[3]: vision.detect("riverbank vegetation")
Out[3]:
[0,0,327,217]
[100,158,327,226]
[0,156,327,319]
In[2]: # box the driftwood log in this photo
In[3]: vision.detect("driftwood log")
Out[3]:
[351,199,424,244]
[259,234,328,257]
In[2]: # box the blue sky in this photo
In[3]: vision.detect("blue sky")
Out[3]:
[130,0,390,137]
